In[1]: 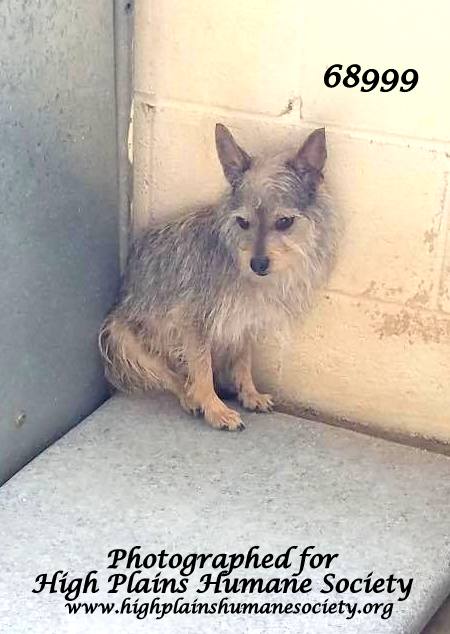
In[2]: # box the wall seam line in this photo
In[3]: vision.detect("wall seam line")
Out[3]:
[437,172,450,311]
[133,91,450,153]
[324,287,450,317]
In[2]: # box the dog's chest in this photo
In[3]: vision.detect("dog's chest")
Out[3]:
[209,290,277,351]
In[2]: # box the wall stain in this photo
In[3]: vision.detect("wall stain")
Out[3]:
[405,279,432,307]
[361,278,433,308]
[371,308,450,344]
[438,265,450,310]
[361,280,378,296]
[385,285,403,297]
[423,228,438,253]
[406,289,430,306]
[422,174,447,254]
[277,95,303,118]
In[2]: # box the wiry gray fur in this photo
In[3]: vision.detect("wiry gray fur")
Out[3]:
[99,125,340,408]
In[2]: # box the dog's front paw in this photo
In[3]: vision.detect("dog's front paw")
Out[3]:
[204,399,244,431]
[239,390,273,413]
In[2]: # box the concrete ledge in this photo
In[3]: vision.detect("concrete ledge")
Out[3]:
[1,394,449,633]
[424,595,450,633]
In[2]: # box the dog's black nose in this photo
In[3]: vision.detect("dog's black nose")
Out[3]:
[250,256,270,275]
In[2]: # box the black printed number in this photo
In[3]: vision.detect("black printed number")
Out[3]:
[342,64,361,88]
[324,64,418,93]
[379,69,399,92]
[324,64,343,88]
[399,69,419,92]
[360,69,379,92]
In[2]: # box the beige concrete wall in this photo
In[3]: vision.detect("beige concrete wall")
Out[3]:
[133,0,450,443]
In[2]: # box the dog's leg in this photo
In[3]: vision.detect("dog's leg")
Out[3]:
[184,334,243,431]
[231,340,273,412]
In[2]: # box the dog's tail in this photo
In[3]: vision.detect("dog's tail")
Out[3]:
[98,313,159,393]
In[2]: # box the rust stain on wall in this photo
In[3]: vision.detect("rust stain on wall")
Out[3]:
[360,280,403,299]
[423,228,438,253]
[438,264,450,311]
[422,175,447,253]
[384,285,403,297]
[371,308,450,344]
[361,280,378,296]
[405,280,432,307]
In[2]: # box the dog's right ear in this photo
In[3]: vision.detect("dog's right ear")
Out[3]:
[215,123,251,186]
[291,128,327,175]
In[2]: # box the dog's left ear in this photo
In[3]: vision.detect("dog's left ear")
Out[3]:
[215,123,251,186]
[291,128,327,176]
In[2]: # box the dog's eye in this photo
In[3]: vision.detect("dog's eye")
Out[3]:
[236,216,250,230]
[275,216,295,231]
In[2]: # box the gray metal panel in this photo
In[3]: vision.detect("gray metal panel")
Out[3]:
[114,0,134,267]
[0,1,122,482]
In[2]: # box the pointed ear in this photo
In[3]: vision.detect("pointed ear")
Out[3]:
[215,123,251,186]
[291,128,327,175]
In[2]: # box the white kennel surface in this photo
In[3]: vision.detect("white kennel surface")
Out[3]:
[0,394,449,633]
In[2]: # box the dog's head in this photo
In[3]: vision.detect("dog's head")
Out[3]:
[215,123,327,278]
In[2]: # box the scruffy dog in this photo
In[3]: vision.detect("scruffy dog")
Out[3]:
[99,124,338,431]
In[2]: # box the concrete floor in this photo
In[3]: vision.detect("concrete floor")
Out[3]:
[1,393,449,633]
